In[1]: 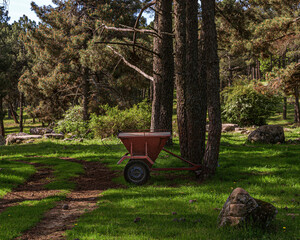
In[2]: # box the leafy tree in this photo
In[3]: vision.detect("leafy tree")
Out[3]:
[0,7,11,136]
[19,0,149,124]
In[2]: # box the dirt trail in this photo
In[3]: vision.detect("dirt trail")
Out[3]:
[0,161,58,214]
[0,158,122,240]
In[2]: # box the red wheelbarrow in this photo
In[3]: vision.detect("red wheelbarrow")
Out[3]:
[118,131,201,185]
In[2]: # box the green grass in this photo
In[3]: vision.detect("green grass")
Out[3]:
[0,160,35,197]
[0,108,299,239]
[0,196,64,240]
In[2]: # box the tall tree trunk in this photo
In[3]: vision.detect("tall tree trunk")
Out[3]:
[82,68,90,121]
[198,30,208,162]
[283,97,287,120]
[185,0,204,163]
[8,102,19,124]
[19,93,24,132]
[202,0,222,176]
[174,0,188,158]
[294,87,300,123]
[151,0,174,142]
[0,97,5,137]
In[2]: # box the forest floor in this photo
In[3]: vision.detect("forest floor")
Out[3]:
[0,108,299,239]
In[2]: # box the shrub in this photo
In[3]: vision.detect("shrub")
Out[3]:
[221,84,280,126]
[90,100,151,138]
[55,106,89,137]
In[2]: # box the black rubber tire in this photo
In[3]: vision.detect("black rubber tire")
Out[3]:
[124,160,150,185]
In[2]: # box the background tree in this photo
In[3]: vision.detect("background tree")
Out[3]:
[0,7,11,136]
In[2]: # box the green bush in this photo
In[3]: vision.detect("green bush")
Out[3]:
[90,100,151,138]
[221,84,279,126]
[55,106,89,137]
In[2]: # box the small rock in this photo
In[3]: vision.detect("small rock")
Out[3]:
[62,204,69,210]
[134,217,141,223]
[222,124,238,132]
[44,133,64,139]
[30,127,53,135]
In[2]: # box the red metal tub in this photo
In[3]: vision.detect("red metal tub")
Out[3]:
[118,131,201,185]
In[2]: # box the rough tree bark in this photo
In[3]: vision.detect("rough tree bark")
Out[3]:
[174,0,188,158]
[8,102,19,124]
[82,68,90,121]
[198,30,208,162]
[202,0,222,175]
[185,0,204,163]
[294,87,300,123]
[151,0,174,140]
[0,97,5,137]
[19,93,24,132]
[283,97,287,120]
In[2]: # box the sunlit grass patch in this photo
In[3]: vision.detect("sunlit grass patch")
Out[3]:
[0,196,64,240]
[0,160,35,198]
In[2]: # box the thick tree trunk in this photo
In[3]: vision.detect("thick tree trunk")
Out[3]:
[0,97,5,137]
[185,0,204,163]
[19,93,24,132]
[151,0,174,143]
[198,30,208,162]
[174,0,188,158]
[294,87,300,123]
[82,68,90,121]
[283,97,287,120]
[202,0,222,175]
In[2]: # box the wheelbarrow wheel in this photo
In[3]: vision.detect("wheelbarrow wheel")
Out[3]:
[124,160,150,185]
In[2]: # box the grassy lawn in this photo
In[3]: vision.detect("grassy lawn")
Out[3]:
[0,109,299,239]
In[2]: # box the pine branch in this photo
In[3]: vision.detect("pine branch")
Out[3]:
[95,41,159,56]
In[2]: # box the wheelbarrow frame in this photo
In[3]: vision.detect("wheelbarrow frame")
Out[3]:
[118,131,201,173]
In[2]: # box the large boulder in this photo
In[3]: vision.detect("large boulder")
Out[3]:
[248,125,285,144]
[6,133,42,145]
[0,135,5,146]
[30,127,53,135]
[218,188,277,228]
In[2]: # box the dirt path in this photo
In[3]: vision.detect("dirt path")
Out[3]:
[16,158,123,240]
[0,161,59,214]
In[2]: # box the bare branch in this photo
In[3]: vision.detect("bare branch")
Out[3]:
[95,41,159,56]
[101,24,159,37]
[133,0,157,52]
[107,46,153,82]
